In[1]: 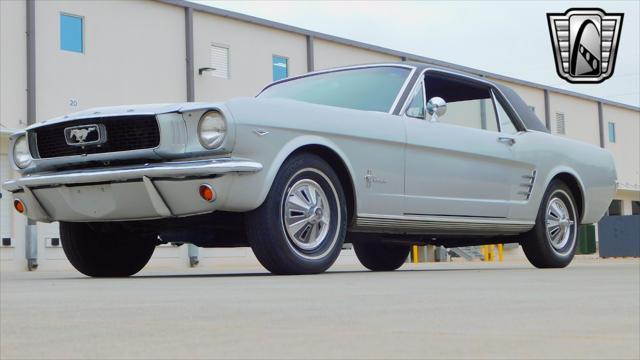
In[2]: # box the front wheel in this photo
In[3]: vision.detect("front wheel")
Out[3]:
[246,153,347,275]
[521,180,579,268]
[60,222,157,277]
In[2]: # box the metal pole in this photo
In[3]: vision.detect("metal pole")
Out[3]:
[25,0,38,271]
[306,35,314,72]
[185,7,194,102]
[597,102,605,148]
[543,89,551,131]
[480,99,487,130]
[184,6,199,266]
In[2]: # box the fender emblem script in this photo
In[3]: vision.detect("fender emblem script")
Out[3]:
[364,169,387,188]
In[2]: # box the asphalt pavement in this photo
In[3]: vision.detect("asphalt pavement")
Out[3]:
[1,258,639,359]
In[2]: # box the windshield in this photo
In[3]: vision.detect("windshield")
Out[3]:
[257,66,412,113]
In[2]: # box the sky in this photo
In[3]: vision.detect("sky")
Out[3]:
[194,0,640,107]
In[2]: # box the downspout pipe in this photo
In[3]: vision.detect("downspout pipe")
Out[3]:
[184,6,199,267]
[26,0,38,271]
[185,7,194,102]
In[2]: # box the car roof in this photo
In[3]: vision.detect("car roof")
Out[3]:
[366,62,549,133]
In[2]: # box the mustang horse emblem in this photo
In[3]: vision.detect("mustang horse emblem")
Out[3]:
[69,127,96,143]
[64,125,102,146]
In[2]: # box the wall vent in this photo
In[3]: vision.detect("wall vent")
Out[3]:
[555,112,566,135]
[1,238,11,247]
[210,44,229,79]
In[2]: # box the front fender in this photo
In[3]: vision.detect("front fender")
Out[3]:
[222,132,356,212]
[258,135,356,206]
[543,164,615,224]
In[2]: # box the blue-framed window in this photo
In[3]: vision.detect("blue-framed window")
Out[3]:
[608,122,616,143]
[60,13,83,53]
[272,55,288,81]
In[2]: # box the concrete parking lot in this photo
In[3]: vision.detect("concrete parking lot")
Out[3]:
[1,258,639,359]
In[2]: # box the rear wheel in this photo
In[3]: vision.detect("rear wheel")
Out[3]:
[60,222,157,277]
[246,153,347,275]
[354,241,411,271]
[521,180,579,268]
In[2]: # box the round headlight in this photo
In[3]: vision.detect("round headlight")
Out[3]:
[198,111,227,149]
[13,135,32,169]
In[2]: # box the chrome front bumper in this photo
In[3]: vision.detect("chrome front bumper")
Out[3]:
[2,158,262,223]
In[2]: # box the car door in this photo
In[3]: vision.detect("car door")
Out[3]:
[491,91,540,220]
[403,71,521,218]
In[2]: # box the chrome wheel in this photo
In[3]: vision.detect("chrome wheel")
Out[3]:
[283,179,331,252]
[521,181,579,269]
[247,154,346,274]
[545,196,575,251]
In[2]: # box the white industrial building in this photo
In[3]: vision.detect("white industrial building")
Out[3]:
[1,0,638,271]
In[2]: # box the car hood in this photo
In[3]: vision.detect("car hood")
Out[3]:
[26,102,226,130]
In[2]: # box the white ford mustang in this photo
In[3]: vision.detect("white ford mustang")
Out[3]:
[3,63,616,276]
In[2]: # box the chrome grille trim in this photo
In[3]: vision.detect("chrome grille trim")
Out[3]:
[30,115,160,159]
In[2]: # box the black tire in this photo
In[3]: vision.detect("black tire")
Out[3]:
[353,241,411,271]
[60,222,157,277]
[246,153,347,275]
[521,180,579,268]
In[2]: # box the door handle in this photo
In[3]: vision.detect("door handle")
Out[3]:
[498,136,516,146]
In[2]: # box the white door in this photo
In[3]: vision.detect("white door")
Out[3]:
[403,72,520,218]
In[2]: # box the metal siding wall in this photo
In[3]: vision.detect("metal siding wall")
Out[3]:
[34,0,186,122]
[313,38,401,70]
[603,105,640,194]
[192,11,307,102]
[548,92,600,145]
[0,0,27,130]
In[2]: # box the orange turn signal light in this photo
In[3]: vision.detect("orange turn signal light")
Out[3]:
[14,200,25,214]
[198,184,216,202]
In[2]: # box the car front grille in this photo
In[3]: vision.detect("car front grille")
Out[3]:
[30,115,160,159]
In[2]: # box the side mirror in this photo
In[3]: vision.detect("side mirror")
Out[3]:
[426,97,447,122]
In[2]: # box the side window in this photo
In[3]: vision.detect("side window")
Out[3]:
[494,96,519,134]
[60,13,84,53]
[405,83,425,118]
[424,73,498,132]
[608,122,616,143]
[272,55,288,81]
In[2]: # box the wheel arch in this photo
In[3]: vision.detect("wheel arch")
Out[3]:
[256,136,358,224]
[287,145,357,224]
[546,170,586,223]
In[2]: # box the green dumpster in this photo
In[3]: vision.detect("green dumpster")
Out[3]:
[577,224,597,254]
